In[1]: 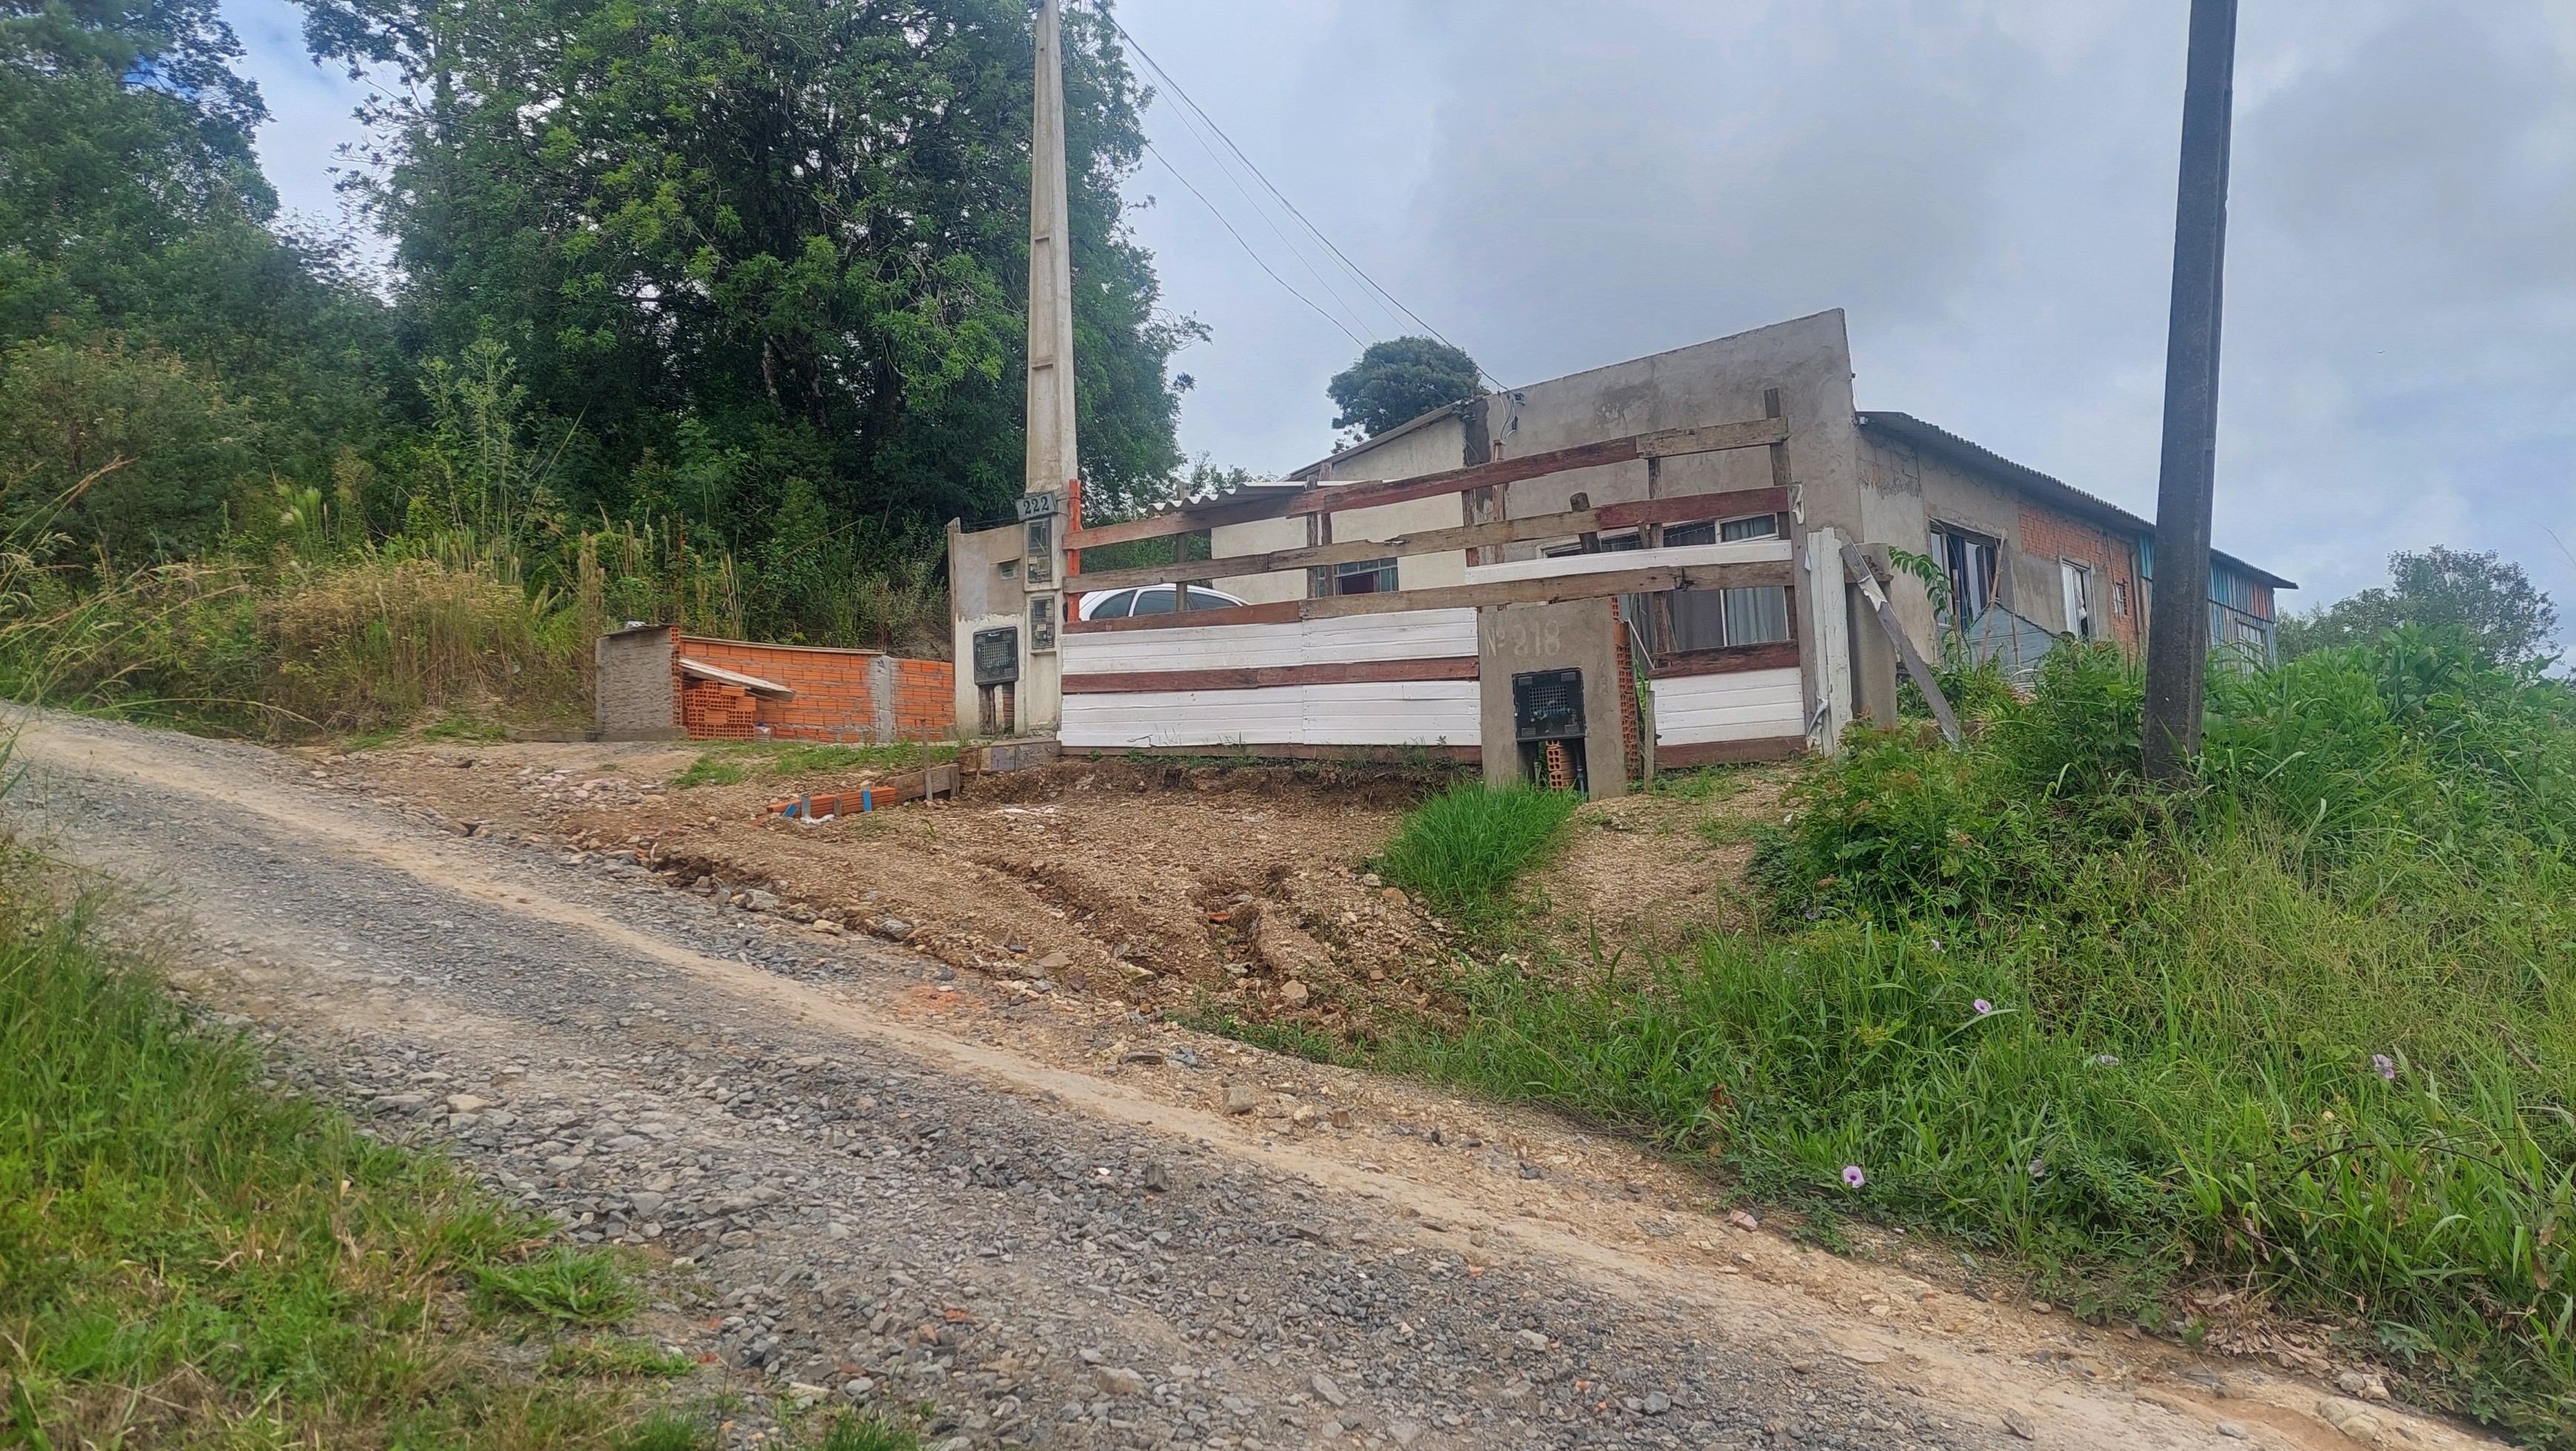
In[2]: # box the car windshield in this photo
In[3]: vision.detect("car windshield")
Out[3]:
[1185,588,1237,611]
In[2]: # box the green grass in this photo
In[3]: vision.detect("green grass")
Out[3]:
[1373,782,1581,917]
[671,740,957,789]
[542,1338,697,1379]
[813,1415,921,1451]
[1364,634,2576,1444]
[1177,1002,1358,1065]
[0,840,703,1447]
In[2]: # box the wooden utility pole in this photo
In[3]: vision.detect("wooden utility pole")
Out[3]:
[1018,0,1078,734]
[2141,0,2240,781]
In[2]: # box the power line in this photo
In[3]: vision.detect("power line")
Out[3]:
[1145,65,1387,343]
[1140,140,1367,348]
[1096,5,1506,392]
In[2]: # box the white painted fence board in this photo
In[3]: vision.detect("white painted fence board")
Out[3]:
[1061,608,1477,677]
[1652,668,1804,743]
[1302,682,1479,747]
[1060,608,1483,750]
[1061,686,1301,749]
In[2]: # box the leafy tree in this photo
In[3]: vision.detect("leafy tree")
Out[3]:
[0,334,254,560]
[0,0,395,567]
[2279,545,2560,669]
[1326,337,1483,439]
[302,0,1194,595]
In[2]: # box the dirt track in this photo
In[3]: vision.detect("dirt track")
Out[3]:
[4,712,2494,1451]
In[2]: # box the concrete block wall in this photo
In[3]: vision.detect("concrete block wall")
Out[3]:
[596,625,685,740]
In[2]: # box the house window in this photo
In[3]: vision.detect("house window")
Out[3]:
[2111,580,2130,618]
[1663,585,1792,652]
[1331,557,1397,594]
[2059,559,2095,640]
[1931,525,2001,626]
[1661,514,1776,548]
[1542,531,1644,558]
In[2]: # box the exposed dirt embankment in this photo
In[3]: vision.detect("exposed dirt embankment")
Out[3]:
[334,744,1793,1036]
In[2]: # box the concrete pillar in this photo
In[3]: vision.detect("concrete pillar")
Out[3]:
[1018,0,1076,735]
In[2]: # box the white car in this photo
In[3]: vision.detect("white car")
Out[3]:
[1076,583,1249,620]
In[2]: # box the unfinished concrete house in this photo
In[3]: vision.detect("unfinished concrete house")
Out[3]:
[950,309,2289,799]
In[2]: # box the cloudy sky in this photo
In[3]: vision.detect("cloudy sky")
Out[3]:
[224,0,2576,623]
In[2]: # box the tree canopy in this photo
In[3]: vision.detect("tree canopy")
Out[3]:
[2280,545,2562,669]
[301,0,1193,545]
[1326,337,1483,438]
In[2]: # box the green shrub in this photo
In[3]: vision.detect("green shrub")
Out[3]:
[1375,783,1581,915]
[1394,819,2576,1437]
[1402,630,2576,1438]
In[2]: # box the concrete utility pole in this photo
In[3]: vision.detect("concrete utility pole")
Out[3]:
[1018,0,1078,735]
[2141,0,2239,781]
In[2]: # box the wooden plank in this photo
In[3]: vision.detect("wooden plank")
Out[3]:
[1063,417,1789,551]
[1061,561,1793,634]
[1063,657,1479,695]
[1841,542,1960,747]
[1636,417,1794,458]
[1595,487,1787,533]
[1653,736,1806,769]
[1062,599,1304,634]
[1649,640,1801,678]
[1301,561,1794,621]
[1066,486,1790,592]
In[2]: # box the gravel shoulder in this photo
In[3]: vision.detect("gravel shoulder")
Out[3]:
[4,712,2492,1451]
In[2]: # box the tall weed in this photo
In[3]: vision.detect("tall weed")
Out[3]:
[1376,784,1581,918]
[1410,632,2576,1439]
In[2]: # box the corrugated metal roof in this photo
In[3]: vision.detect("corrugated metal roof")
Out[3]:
[1856,411,2296,591]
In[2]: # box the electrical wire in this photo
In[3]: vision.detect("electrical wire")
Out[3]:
[1094,4,1506,392]
[1140,140,1367,348]
[1141,59,1387,343]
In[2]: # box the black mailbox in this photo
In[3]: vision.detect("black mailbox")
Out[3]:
[1512,668,1585,741]
[972,626,1020,686]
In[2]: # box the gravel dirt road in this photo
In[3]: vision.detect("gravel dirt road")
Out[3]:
[5,712,2495,1451]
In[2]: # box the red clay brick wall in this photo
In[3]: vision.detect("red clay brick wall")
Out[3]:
[681,681,759,739]
[888,658,952,739]
[2016,507,2142,649]
[672,637,955,742]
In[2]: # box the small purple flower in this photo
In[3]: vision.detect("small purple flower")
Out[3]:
[1841,1164,1867,1189]
[1973,999,1994,1016]
[2372,1054,2396,1082]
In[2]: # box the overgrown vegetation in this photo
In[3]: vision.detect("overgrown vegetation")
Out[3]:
[1373,782,1581,918]
[0,838,706,1446]
[1376,632,2576,1442]
[0,0,1225,737]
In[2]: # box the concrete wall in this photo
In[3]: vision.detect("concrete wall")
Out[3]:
[1477,600,1630,799]
[1466,312,1863,561]
[596,625,683,739]
[949,519,1030,736]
